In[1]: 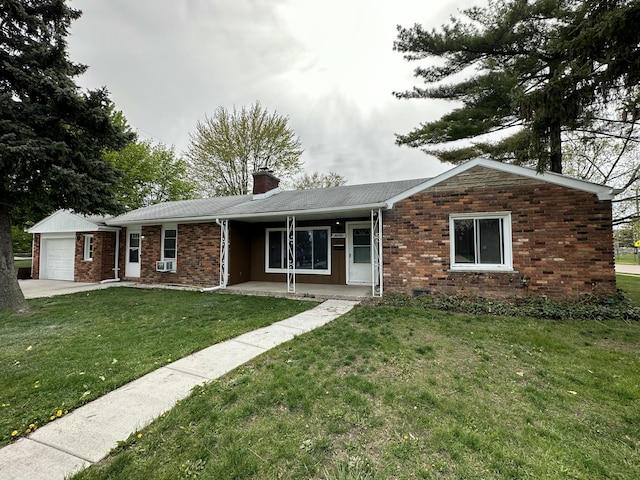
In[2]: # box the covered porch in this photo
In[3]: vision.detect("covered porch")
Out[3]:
[219,209,384,297]
[224,281,372,300]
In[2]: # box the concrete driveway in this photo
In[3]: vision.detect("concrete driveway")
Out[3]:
[18,279,125,299]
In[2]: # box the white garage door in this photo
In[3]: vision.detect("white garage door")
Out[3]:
[42,237,75,281]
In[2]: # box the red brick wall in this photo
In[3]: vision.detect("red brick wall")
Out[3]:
[75,231,117,282]
[32,234,40,279]
[132,223,222,287]
[384,179,616,300]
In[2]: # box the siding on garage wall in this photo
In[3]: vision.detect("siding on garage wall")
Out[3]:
[384,168,616,299]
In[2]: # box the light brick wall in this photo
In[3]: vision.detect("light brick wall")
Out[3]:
[384,175,616,299]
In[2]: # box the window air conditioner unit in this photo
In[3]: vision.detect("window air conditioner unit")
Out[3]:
[156,260,174,272]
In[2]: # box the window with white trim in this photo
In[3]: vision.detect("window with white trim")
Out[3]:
[266,227,330,274]
[162,226,177,270]
[449,213,513,270]
[83,234,94,261]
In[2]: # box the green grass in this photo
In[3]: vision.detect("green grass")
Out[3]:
[617,274,640,306]
[72,304,640,479]
[616,253,639,265]
[0,288,314,445]
[13,259,31,269]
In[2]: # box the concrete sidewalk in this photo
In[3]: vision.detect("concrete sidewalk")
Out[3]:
[616,263,640,275]
[0,299,358,480]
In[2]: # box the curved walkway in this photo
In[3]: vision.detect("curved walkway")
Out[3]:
[0,299,359,480]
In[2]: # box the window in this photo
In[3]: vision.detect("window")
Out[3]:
[83,235,94,261]
[163,227,177,260]
[129,233,140,263]
[162,226,177,272]
[266,227,330,274]
[449,213,512,270]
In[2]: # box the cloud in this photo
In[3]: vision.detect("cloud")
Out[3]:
[68,0,478,185]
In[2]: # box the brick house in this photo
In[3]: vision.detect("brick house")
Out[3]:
[28,158,620,299]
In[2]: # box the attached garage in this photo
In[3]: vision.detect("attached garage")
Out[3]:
[28,210,120,283]
[40,235,75,281]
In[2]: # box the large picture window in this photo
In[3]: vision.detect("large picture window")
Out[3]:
[449,213,512,270]
[266,227,330,274]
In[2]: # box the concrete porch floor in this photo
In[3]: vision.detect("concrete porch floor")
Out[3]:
[224,281,372,300]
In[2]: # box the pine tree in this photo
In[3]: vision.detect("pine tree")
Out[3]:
[0,0,133,311]
[394,0,640,174]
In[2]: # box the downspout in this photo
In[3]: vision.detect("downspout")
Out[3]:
[100,229,121,284]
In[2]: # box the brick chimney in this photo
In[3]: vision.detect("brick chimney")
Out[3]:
[252,168,280,197]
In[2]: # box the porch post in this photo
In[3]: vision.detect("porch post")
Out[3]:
[371,208,383,297]
[218,219,229,287]
[287,215,296,293]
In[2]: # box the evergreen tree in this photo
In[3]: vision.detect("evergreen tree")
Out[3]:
[394,0,640,174]
[0,0,133,311]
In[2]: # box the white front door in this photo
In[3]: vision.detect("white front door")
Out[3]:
[347,223,372,285]
[125,228,141,278]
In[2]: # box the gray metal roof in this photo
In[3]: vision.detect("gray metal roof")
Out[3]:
[106,178,429,225]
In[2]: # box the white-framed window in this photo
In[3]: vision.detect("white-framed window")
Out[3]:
[162,225,177,271]
[83,234,94,261]
[266,226,331,275]
[449,212,513,271]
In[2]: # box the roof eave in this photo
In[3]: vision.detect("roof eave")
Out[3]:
[105,203,389,226]
[385,157,620,205]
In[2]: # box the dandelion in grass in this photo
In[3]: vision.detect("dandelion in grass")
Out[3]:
[11,430,18,436]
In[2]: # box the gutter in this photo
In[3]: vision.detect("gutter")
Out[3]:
[104,202,389,226]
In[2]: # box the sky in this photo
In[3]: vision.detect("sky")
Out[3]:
[67,0,479,186]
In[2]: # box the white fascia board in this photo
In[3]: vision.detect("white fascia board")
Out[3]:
[28,210,105,234]
[385,157,620,206]
[106,203,388,226]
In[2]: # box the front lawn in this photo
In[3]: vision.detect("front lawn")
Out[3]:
[616,253,639,265]
[73,301,640,479]
[618,274,640,306]
[0,288,314,446]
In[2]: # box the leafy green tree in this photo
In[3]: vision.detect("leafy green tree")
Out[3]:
[104,141,197,210]
[394,0,640,174]
[291,171,347,190]
[11,226,32,256]
[186,102,303,196]
[0,0,133,312]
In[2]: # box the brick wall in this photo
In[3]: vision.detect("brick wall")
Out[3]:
[133,223,222,286]
[31,234,40,279]
[384,172,616,300]
[75,231,117,282]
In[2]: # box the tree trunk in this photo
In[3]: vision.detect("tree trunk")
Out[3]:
[550,120,562,174]
[0,205,28,312]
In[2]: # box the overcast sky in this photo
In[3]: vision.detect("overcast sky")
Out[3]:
[67,0,478,186]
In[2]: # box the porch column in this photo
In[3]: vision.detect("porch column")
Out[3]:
[287,215,296,293]
[371,208,383,297]
[218,219,229,287]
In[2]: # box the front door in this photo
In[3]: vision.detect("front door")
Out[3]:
[125,228,141,278]
[347,223,372,284]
